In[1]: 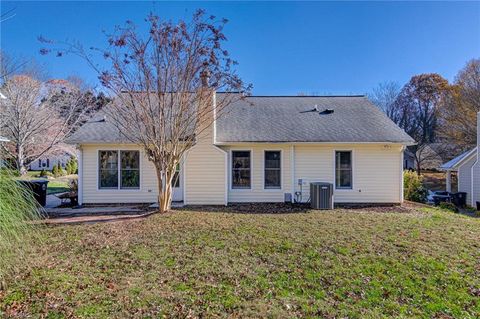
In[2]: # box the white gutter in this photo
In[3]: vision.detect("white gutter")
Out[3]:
[214,141,415,146]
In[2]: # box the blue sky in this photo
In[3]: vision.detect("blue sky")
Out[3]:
[1,1,479,95]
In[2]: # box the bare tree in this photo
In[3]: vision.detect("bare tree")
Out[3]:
[0,75,96,174]
[438,58,480,150]
[394,74,450,174]
[41,10,250,212]
[368,81,401,121]
[0,51,50,84]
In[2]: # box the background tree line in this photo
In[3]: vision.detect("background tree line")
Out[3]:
[369,58,480,174]
[0,51,110,174]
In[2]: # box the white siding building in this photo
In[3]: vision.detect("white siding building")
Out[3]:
[68,95,415,206]
[440,112,480,207]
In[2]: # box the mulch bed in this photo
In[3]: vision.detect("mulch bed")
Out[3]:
[179,202,415,214]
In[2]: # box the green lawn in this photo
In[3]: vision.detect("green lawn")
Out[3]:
[17,172,73,195]
[1,206,479,318]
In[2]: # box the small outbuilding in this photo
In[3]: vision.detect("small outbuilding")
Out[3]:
[440,112,480,207]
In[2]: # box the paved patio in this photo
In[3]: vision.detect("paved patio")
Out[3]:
[42,194,155,224]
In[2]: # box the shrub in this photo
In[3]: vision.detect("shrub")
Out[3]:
[464,205,477,214]
[52,163,65,177]
[0,169,42,286]
[65,156,78,175]
[52,164,60,178]
[404,170,428,203]
[439,202,458,213]
[38,169,49,178]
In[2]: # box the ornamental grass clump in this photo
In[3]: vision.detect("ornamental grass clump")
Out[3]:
[0,168,42,287]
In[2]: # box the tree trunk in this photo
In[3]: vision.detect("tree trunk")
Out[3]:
[416,159,421,176]
[16,144,27,175]
[156,168,173,213]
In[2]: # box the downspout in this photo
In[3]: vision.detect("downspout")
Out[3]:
[290,144,295,203]
[400,145,405,203]
[77,145,83,206]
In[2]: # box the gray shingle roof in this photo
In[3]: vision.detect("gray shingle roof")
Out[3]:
[440,147,477,170]
[67,95,415,144]
[216,96,414,144]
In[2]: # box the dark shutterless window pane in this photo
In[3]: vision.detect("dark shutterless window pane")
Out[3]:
[265,169,281,188]
[99,151,119,188]
[233,169,250,188]
[265,151,281,168]
[339,170,352,188]
[265,151,280,168]
[120,151,140,189]
[121,170,140,189]
[121,151,139,169]
[339,152,351,169]
[232,151,251,188]
[99,151,118,169]
[100,169,118,188]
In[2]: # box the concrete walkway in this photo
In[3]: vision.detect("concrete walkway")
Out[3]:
[45,194,62,208]
[42,211,154,225]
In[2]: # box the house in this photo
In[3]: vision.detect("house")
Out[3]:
[67,95,415,206]
[404,143,456,171]
[403,149,415,170]
[440,112,480,207]
[29,152,74,171]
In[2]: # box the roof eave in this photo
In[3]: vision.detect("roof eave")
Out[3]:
[440,147,477,170]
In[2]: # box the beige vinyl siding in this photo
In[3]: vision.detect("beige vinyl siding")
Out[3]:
[184,143,226,205]
[223,144,292,203]
[457,155,476,204]
[294,144,403,203]
[81,144,158,204]
[81,142,404,205]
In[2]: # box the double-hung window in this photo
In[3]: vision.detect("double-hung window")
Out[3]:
[335,151,352,189]
[232,151,251,189]
[99,150,140,189]
[264,151,281,189]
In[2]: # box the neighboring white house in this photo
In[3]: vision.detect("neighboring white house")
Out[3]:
[440,112,480,207]
[29,152,73,171]
[67,95,415,206]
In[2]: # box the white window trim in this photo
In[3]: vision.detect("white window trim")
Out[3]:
[97,149,142,192]
[229,149,253,191]
[333,149,355,191]
[262,149,283,191]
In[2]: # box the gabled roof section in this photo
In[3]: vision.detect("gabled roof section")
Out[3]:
[66,109,127,144]
[216,96,415,144]
[440,147,477,170]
